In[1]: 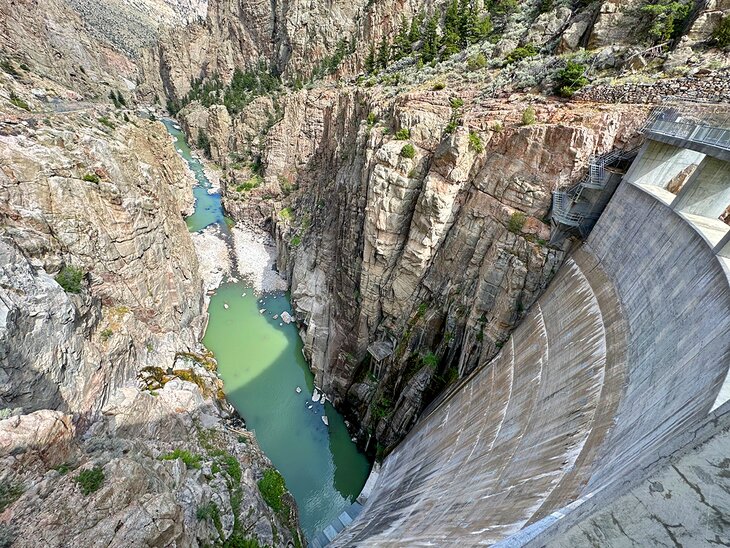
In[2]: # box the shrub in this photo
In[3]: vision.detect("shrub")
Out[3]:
[159,449,202,469]
[100,328,113,342]
[713,15,730,47]
[278,207,293,221]
[197,131,211,157]
[372,396,392,419]
[257,469,286,512]
[0,481,23,512]
[196,501,220,521]
[394,128,411,140]
[444,119,459,134]
[0,60,18,77]
[505,43,538,64]
[422,352,439,368]
[366,112,377,126]
[432,80,446,90]
[468,131,484,153]
[8,92,29,111]
[290,235,302,246]
[489,0,519,16]
[508,211,527,233]
[55,266,84,294]
[0,524,14,548]
[491,121,503,132]
[400,143,416,158]
[449,97,464,109]
[109,90,121,108]
[640,0,691,43]
[221,454,242,483]
[98,116,115,129]
[223,535,264,548]
[82,173,100,183]
[553,61,588,97]
[235,175,263,192]
[522,106,536,125]
[74,467,104,496]
[53,463,73,475]
[467,53,488,71]
[539,0,554,13]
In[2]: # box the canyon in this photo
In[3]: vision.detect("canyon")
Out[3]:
[1,0,729,546]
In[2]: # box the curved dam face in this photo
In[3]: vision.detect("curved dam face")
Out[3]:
[332,135,730,546]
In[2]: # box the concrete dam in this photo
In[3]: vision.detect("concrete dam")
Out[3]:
[328,112,730,546]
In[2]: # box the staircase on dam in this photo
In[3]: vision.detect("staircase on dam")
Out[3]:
[329,109,730,547]
[550,147,638,242]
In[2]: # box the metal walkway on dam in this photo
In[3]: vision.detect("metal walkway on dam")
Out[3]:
[329,110,730,546]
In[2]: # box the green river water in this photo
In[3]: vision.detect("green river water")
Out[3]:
[162,120,370,541]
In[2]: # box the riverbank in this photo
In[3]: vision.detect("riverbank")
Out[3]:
[232,225,288,294]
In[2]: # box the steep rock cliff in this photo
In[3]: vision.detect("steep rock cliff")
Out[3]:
[0,0,136,100]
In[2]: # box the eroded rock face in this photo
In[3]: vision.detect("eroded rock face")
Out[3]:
[0,0,136,100]
[0,114,205,414]
[0,13,303,543]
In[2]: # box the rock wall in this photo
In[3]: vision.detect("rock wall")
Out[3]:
[0,0,136,100]
[0,108,301,545]
[0,7,304,544]
[0,112,203,414]
[576,68,730,104]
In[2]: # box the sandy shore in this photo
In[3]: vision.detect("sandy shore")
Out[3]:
[191,225,233,298]
[232,225,288,294]
[202,161,222,195]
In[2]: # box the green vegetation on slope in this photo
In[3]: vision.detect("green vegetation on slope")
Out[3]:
[55,266,84,294]
[74,467,105,496]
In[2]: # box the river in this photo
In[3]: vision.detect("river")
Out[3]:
[162,119,370,542]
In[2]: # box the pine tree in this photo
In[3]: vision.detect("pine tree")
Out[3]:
[393,16,411,59]
[409,11,425,43]
[421,14,441,62]
[377,36,390,68]
[365,43,376,73]
[458,0,473,46]
[471,14,493,42]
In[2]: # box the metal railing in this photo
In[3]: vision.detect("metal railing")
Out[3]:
[551,146,639,233]
[551,191,583,226]
[647,118,730,150]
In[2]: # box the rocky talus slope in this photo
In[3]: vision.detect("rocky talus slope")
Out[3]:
[66,0,208,56]
[0,3,302,545]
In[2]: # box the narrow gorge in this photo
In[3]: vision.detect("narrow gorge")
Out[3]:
[1,0,729,546]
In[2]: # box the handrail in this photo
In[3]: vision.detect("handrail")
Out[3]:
[551,146,640,232]
[646,119,730,151]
